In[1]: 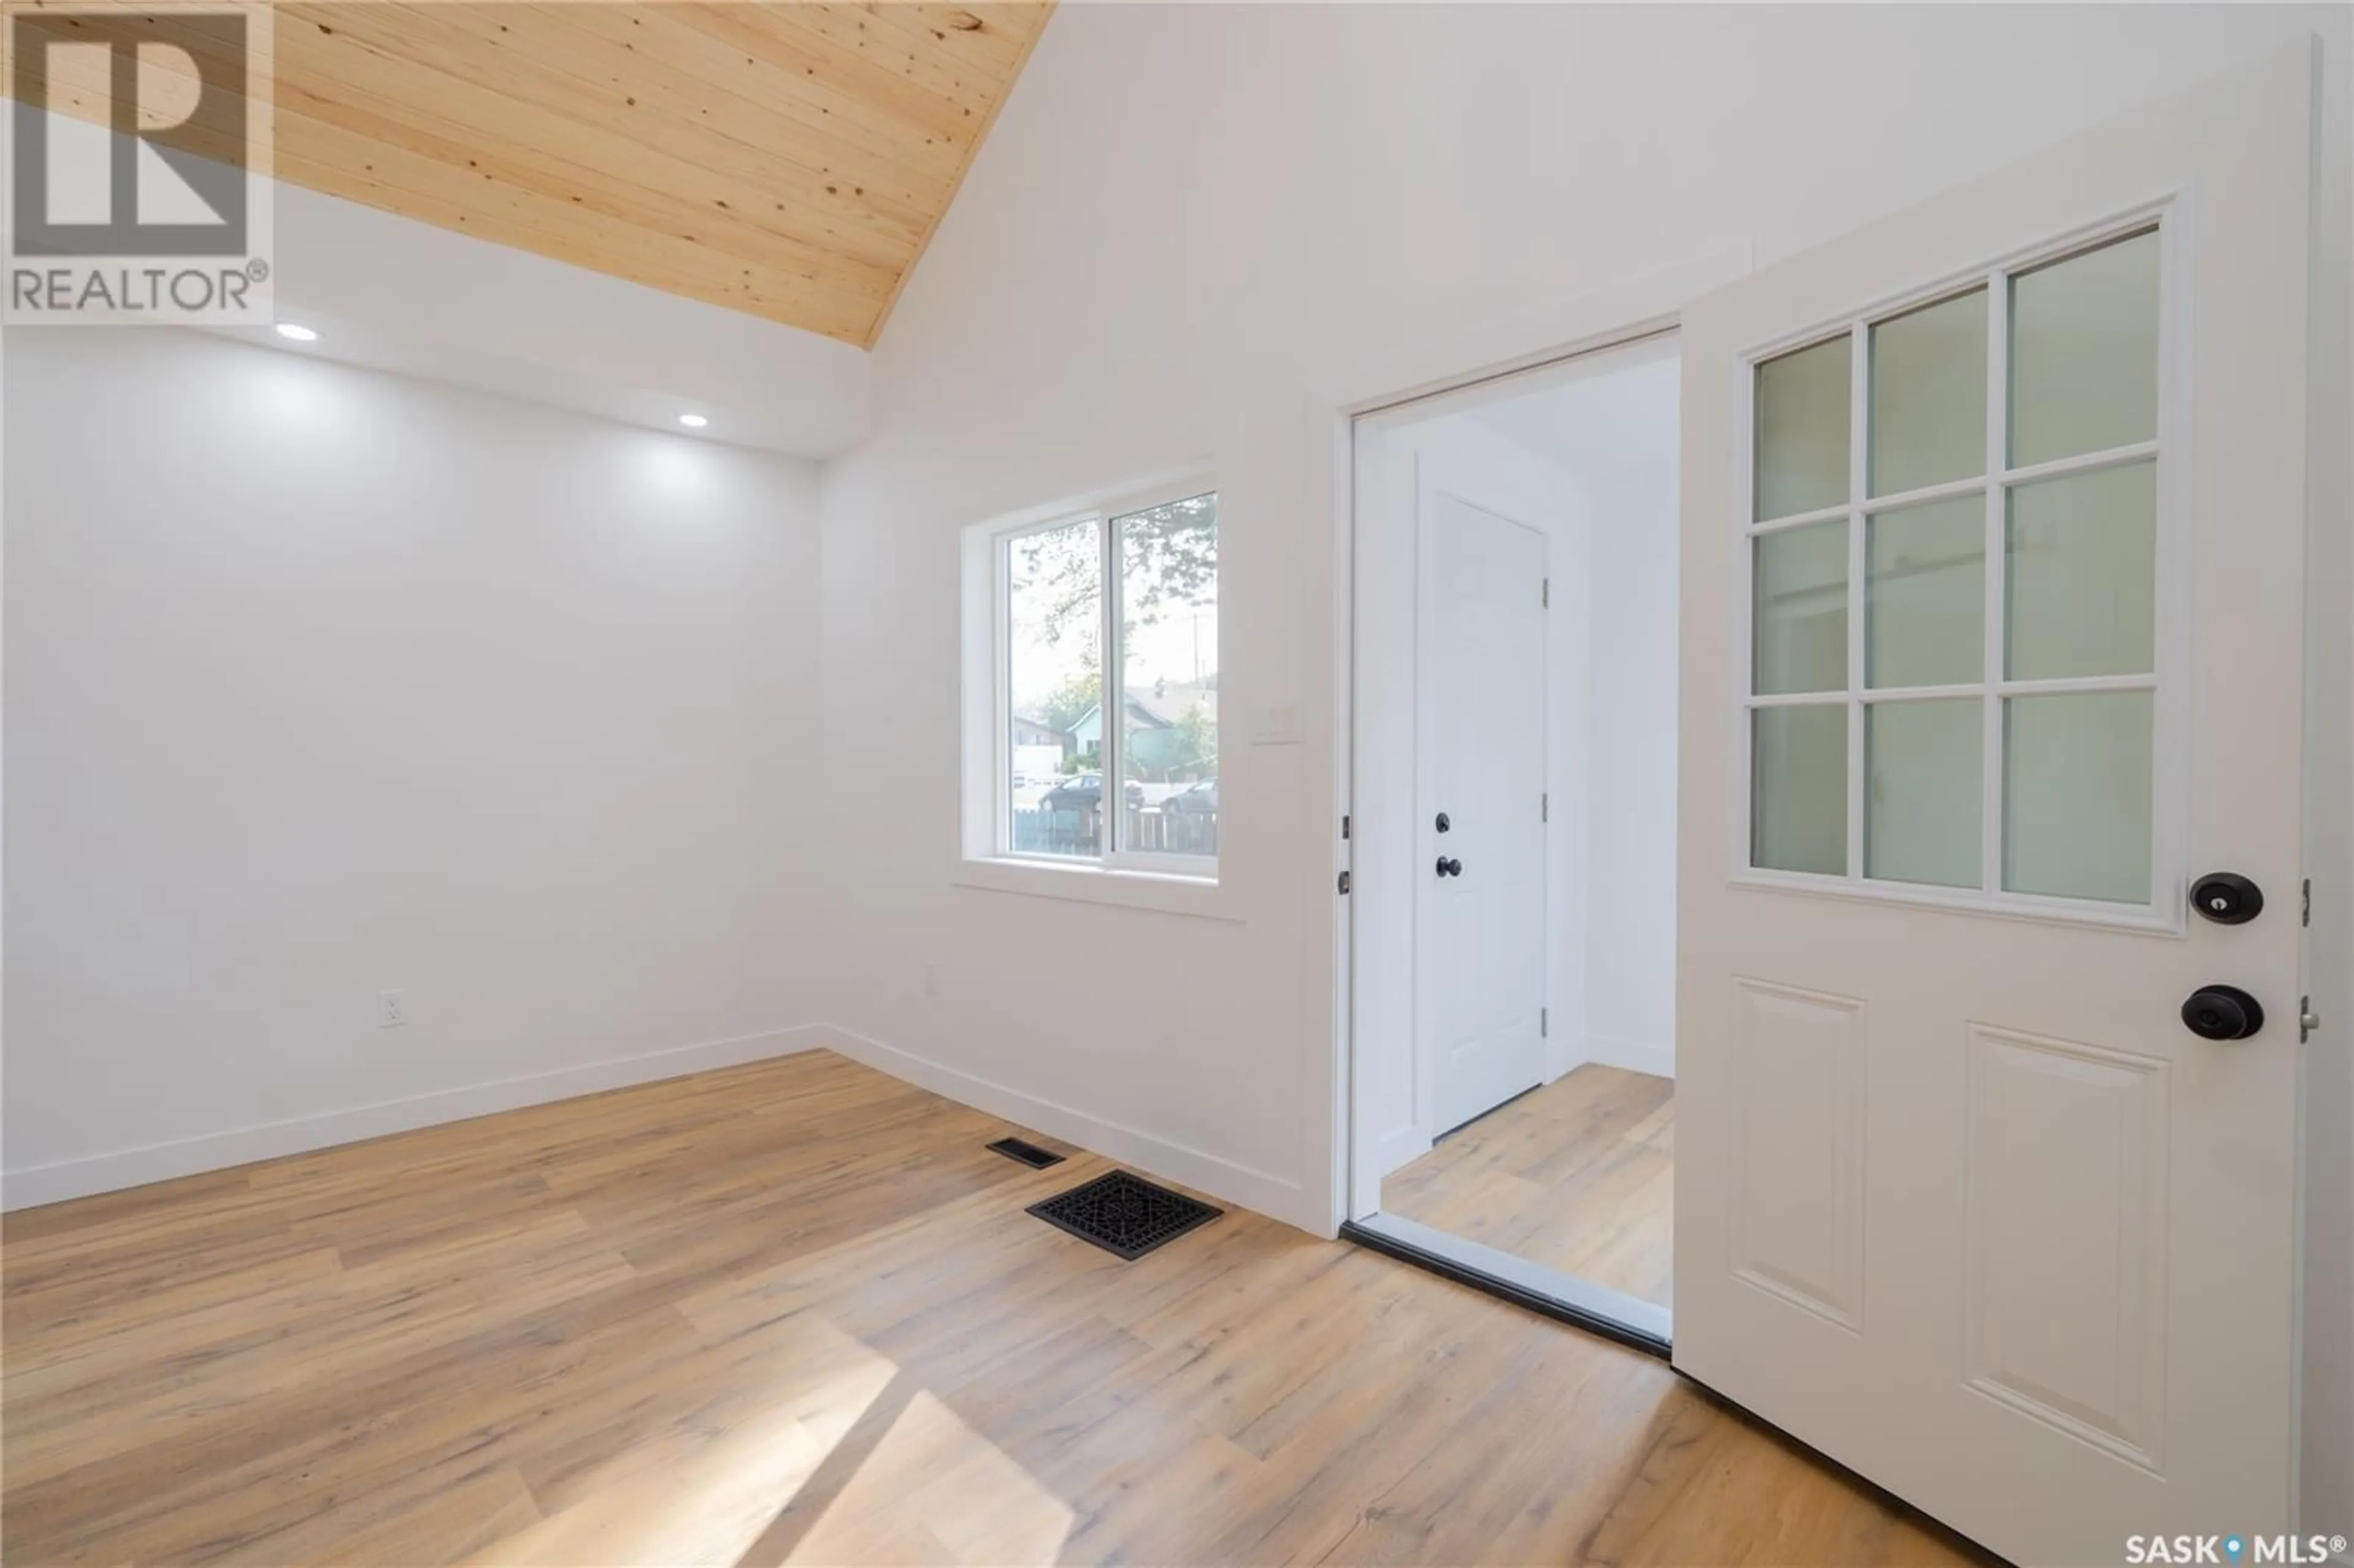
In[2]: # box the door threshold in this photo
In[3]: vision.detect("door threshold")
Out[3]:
[1341,1212,1672,1357]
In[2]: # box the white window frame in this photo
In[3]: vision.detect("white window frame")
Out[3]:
[1731,197,2189,934]
[959,471,1223,903]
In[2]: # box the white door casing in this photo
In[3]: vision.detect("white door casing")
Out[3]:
[1674,44,2312,1568]
[1423,486,1550,1135]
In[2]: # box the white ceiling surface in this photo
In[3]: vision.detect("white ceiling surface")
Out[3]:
[59,110,883,460]
[229,178,870,458]
[1468,349,1682,482]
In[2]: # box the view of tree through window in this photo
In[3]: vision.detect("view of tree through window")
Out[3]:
[1001,491,1218,866]
[1006,517,1102,859]
[1118,494,1219,860]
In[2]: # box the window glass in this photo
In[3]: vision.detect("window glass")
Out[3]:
[2004,691,2153,903]
[2009,229,2160,468]
[1867,494,1983,689]
[1755,335,1851,521]
[1753,521,1848,695]
[2005,460,2156,681]
[1865,698,1982,888]
[1751,704,1847,875]
[1115,493,1219,862]
[1005,519,1102,859]
[1869,288,1986,497]
[1744,222,2166,909]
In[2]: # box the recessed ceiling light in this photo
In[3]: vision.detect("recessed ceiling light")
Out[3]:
[678,413,709,428]
[274,322,318,342]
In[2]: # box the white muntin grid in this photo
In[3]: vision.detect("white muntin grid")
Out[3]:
[1731,199,2186,934]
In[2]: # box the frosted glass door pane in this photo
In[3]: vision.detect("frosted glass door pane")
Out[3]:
[1753,704,1847,875]
[1867,495,1983,688]
[2004,691,2153,903]
[1756,335,1850,520]
[2009,230,2160,466]
[1754,521,1848,695]
[1866,699,1981,889]
[2006,460,2155,679]
[1869,289,1986,496]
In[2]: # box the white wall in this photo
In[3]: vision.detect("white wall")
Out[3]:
[2,328,827,1204]
[1574,459,1679,1079]
[818,0,2350,1524]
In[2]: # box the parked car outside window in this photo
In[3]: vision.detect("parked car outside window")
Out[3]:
[1040,773,1145,813]
[1164,778,1219,815]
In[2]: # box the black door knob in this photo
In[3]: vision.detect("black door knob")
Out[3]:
[1435,812,1451,834]
[2190,872,2264,925]
[2182,984,2264,1040]
[1436,856,1461,878]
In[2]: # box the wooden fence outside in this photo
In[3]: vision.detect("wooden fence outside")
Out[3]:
[1010,806,1219,858]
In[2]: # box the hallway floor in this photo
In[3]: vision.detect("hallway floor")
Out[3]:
[1382,1063,1675,1308]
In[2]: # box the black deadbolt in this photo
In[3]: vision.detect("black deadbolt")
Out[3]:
[1435,812,1451,834]
[1436,856,1462,878]
[2190,872,2263,925]
[2182,984,2264,1041]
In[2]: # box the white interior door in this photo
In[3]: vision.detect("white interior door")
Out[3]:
[1425,489,1549,1135]
[1674,45,2314,1566]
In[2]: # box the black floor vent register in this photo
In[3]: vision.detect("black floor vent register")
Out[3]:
[986,1135,1065,1169]
[1028,1170,1222,1260]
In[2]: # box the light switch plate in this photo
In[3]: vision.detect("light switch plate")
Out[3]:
[1250,702,1301,746]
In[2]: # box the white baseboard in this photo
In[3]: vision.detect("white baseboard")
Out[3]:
[1576,1032,1675,1081]
[2,1024,826,1211]
[817,1023,1314,1231]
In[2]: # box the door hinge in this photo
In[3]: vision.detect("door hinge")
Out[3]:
[2304,878,2312,927]
[1541,793,1548,823]
[1541,1007,1548,1038]
[1341,813,1351,842]
[1337,870,1352,896]
[1542,577,1551,608]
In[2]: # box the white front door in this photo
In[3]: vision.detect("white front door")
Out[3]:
[1425,489,1549,1135]
[1674,45,2314,1566]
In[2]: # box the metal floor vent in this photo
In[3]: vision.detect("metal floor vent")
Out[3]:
[986,1136,1065,1170]
[1027,1170,1222,1261]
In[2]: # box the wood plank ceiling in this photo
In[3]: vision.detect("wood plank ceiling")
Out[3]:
[10,2,1056,346]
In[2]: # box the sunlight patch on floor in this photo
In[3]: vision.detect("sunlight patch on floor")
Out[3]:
[782,1387,1074,1566]
[462,1322,900,1567]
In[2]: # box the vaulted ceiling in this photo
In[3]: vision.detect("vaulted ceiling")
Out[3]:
[12,1,1056,346]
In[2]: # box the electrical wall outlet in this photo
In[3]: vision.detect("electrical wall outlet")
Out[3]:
[377,989,406,1029]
